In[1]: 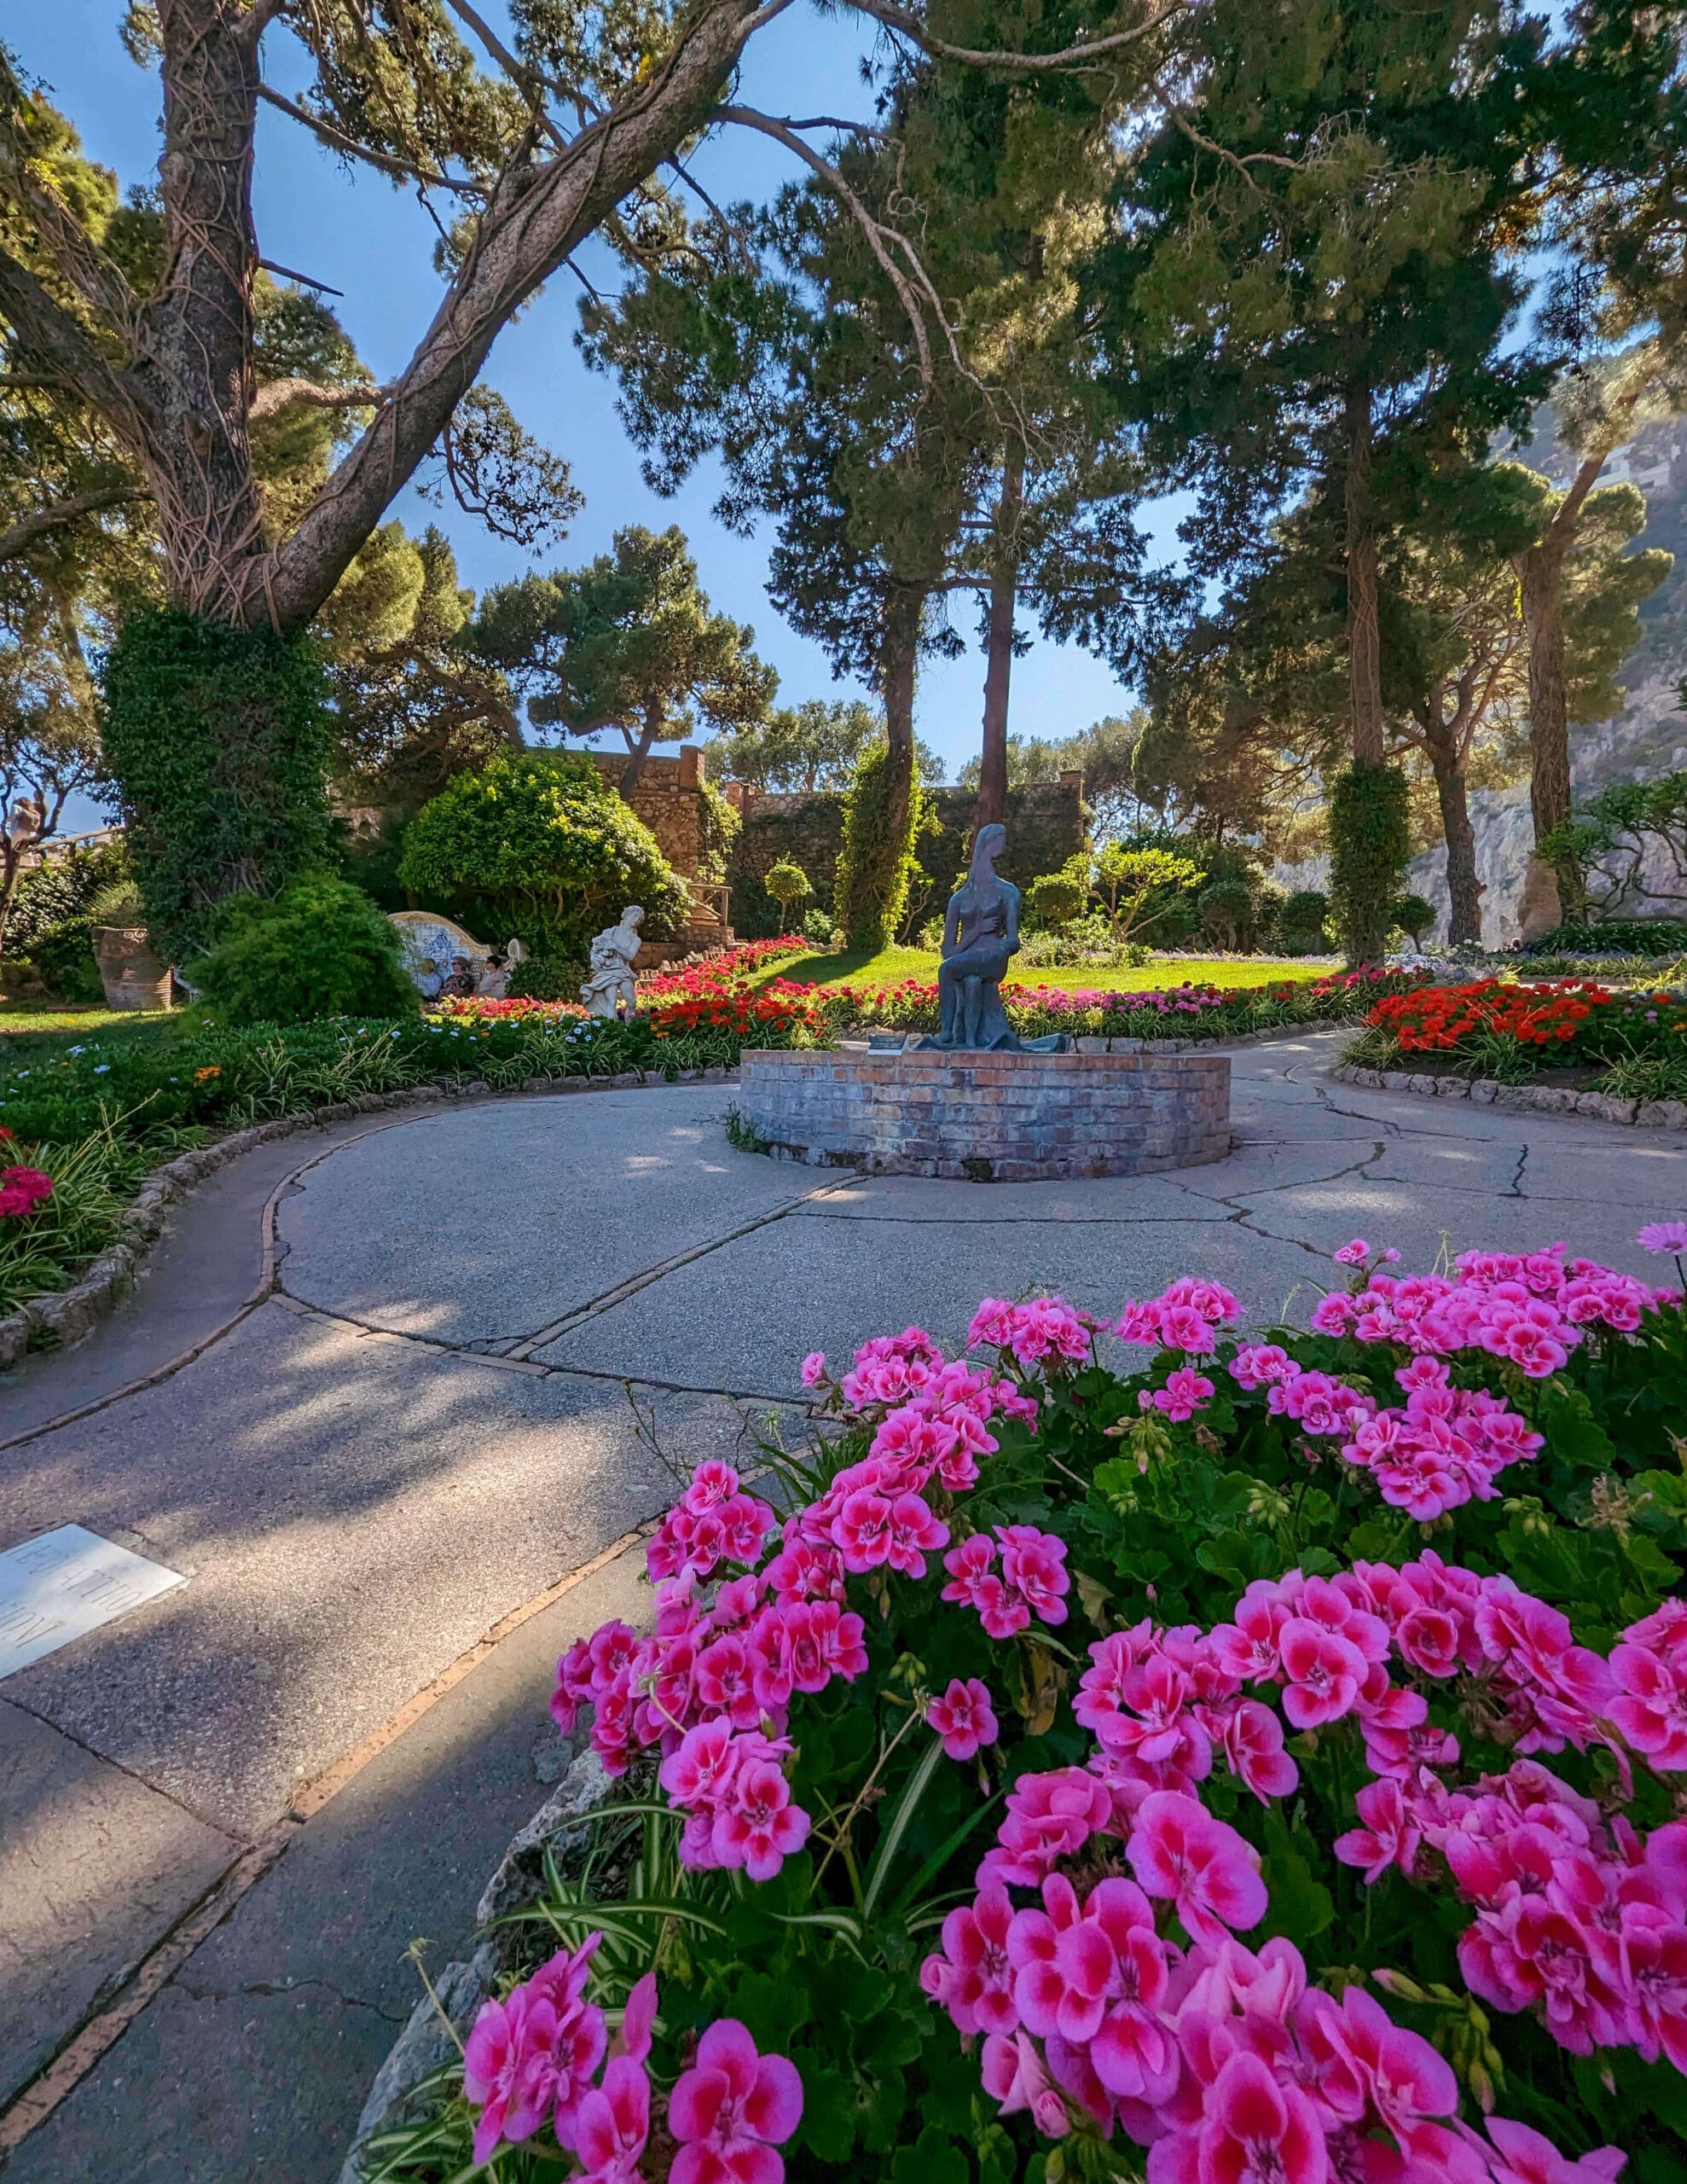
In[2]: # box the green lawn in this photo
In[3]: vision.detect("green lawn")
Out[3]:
[0,1007,180,1064]
[757,946,1335,993]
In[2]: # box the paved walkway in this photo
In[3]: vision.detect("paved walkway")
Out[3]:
[1,1034,1682,2179]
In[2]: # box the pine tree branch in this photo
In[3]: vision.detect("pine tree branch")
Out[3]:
[0,485,148,567]
[255,84,488,195]
[849,0,1191,71]
[249,376,391,423]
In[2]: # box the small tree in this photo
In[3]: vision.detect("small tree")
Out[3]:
[398,752,687,961]
[1090,844,1206,945]
[762,860,813,925]
[1024,861,1089,931]
[1390,893,1438,948]
[467,529,776,795]
[0,690,110,960]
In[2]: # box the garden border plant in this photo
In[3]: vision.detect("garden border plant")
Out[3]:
[345,1226,1687,2184]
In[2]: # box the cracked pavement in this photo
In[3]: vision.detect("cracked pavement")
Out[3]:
[2,1033,1683,2179]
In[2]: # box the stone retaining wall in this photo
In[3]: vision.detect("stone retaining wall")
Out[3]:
[737,1045,1231,1181]
[1330,1061,1687,1132]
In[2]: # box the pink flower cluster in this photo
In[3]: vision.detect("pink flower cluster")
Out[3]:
[464,1952,803,2183]
[1311,1242,1668,1379]
[1116,1276,1241,1354]
[1224,1345,1547,1522]
[555,1329,1030,1880]
[922,1790,1620,2183]
[0,1163,52,1218]
[941,1524,1070,1637]
[967,1293,1096,1368]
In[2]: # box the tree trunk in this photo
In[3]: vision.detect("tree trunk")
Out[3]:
[1343,384,1386,770]
[618,708,663,797]
[135,0,269,620]
[1426,731,1482,947]
[1516,452,1605,921]
[976,447,1023,835]
[883,583,920,817]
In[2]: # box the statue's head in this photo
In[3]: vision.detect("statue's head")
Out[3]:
[973,823,1006,869]
[625,904,645,929]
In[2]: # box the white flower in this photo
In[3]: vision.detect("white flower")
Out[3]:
[95,1065,111,1075]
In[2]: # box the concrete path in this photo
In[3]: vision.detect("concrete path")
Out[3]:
[1,1035,1682,2180]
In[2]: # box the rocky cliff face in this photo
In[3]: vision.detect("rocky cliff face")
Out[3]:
[1276,405,1687,944]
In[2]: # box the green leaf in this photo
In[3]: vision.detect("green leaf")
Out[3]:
[890,2127,970,2184]
[797,2065,857,2163]
[863,1734,947,1920]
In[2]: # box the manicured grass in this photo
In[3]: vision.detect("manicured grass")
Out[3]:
[757,946,1335,993]
[0,1007,182,1066]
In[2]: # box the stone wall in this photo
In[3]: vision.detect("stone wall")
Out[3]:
[725,774,1087,938]
[736,1045,1231,1181]
[588,746,707,880]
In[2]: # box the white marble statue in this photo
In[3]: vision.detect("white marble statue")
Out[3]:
[581,906,644,1019]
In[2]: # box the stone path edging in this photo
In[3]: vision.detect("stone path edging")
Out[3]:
[0,1064,739,1374]
[1329,1061,1687,1131]
[338,1745,617,2184]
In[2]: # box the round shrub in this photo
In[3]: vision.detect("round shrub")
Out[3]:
[507,948,588,1002]
[190,875,416,1025]
[1023,865,1087,930]
[1197,876,1254,949]
[1389,892,1437,946]
[762,858,813,916]
[397,751,687,959]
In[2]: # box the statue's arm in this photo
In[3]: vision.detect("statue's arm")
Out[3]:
[1004,880,1022,955]
[942,892,963,958]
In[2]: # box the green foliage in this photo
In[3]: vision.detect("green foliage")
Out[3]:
[1279,889,1332,953]
[507,948,588,1002]
[100,608,334,961]
[1197,877,1255,949]
[1537,772,1687,926]
[1328,765,1411,966]
[466,527,775,775]
[2,840,130,1000]
[190,875,415,1026]
[709,699,884,793]
[1538,918,1687,957]
[1390,892,1438,944]
[834,742,923,954]
[1091,841,1206,944]
[762,858,812,913]
[397,750,687,956]
[1023,862,1088,930]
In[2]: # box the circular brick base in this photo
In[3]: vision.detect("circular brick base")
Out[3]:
[736,1046,1232,1181]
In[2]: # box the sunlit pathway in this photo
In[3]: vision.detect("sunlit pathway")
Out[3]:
[2,1033,1682,2180]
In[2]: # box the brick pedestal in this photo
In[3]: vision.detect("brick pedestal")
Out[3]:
[736,1046,1231,1182]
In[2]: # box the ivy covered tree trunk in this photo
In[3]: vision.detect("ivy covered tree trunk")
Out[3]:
[834,586,925,951]
[101,610,333,960]
[976,449,1023,834]
[1343,384,1387,771]
[881,580,921,864]
[1329,763,1408,969]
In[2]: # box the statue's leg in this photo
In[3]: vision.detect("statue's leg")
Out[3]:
[961,976,983,1046]
[936,959,959,1043]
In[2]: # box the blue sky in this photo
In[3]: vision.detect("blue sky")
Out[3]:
[20,0,1170,786]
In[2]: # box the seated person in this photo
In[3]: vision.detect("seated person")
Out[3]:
[476,950,511,1000]
[438,954,478,998]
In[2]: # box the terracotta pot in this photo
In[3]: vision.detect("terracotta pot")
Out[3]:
[94,924,171,1012]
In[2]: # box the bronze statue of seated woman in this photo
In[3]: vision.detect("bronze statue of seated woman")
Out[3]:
[916,822,1068,1053]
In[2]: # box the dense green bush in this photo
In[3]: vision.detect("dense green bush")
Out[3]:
[1023,861,1088,930]
[1197,876,1254,948]
[833,741,924,952]
[1536,917,1687,956]
[2,841,132,1001]
[1389,891,1437,945]
[507,948,588,1002]
[398,752,687,958]
[1328,764,1410,966]
[189,875,417,1025]
[101,608,335,960]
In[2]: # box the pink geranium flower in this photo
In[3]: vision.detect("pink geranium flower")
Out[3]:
[712,1759,811,1882]
[670,2018,804,2184]
[1334,1238,1371,1265]
[574,2055,651,2182]
[1127,1791,1267,1944]
[462,1985,559,2167]
[1149,2051,1325,2184]
[928,1676,999,1761]
[799,1350,827,1388]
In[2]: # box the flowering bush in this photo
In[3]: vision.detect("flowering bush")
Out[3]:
[375,1226,1687,2182]
[0,1160,52,1217]
[1359,979,1687,1095]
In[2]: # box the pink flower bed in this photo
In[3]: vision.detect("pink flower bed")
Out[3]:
[421,1227,1687,2182]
